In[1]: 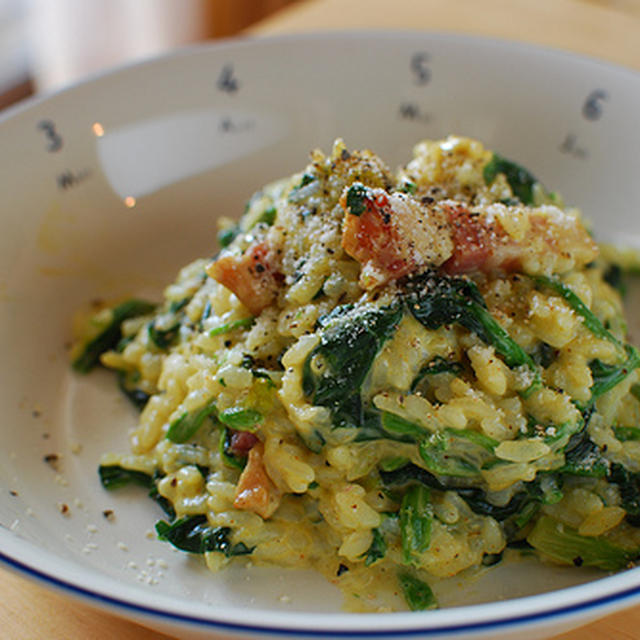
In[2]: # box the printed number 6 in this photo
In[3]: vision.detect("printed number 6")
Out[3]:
[582,89,608,121]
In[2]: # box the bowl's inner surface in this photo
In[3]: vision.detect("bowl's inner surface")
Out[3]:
[1,33,640,621]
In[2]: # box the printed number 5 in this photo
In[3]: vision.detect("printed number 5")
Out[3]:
[410,52,430,85]
[37,120,63,152]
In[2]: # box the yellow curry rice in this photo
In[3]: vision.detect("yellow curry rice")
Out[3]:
[73,136,640,611]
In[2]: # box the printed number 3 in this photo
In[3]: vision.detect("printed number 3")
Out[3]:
[37,120,63,152]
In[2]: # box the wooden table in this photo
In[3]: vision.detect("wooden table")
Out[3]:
[3,0,640,637]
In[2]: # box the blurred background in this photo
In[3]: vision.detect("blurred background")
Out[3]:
[0,0,299,110]
[2,0,640,112]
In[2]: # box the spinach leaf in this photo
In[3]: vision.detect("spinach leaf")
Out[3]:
[98,464,153,490]
[418,434,481,478]
[482,552,504,567]
[117,370,150,410]
[380,461,561,537]
[609,464,640,526]
[72,299,156,373]
[344,182,369,216]
[148,481,176,520]
[483,152,540,205]
[98,465,175,519]
[469,475,561,538]
[400,181,417,195]
[535,275,618,345]
[169,298,190,314]
[534,273,640,406]
[379,462,446,493]
[411,356,462,391]
[403,272,540,396]
[148,320,181,349]
[417,427,498,479]
[603,264,626,297]
[349,409,425,444]
[217,226,240,248]
[239,354,277,388]
[527,514,638,571]
[397,571,438,611]
[362,528,387,566]
[155,515,254,556]
[613,426,640,442]
[379,456,412,472]
[379,460,526,521]
[253,206,276,227]
[457,487,532,522]
[531,342,557,369]
[166,400,217,443]
[589,345,640,403]
[210,317,255,337]
[200,301,213,330]
[559,425,608,478]
[219,427,247,469]
[400,484,433,565]
[380,412,428,440]
[147,297,194,350]
[288,173,319,204]
[303,304,403,430]
[447,427,499,451]
[218,407,262,430]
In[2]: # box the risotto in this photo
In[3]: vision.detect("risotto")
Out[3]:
[72,136,640,611]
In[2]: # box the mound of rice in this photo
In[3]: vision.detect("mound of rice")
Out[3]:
[73,136,640,611]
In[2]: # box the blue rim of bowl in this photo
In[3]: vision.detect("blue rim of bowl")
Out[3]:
[2,547,640,637]
[2,30,640,638]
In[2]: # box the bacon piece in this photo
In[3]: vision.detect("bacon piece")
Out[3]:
[441,202,598,276]
[233,442,281,519]
[340,186,453,289]
[229,430,259,457]
[206,241,282,315]
[442,203,491,274]
[341,184,597,285]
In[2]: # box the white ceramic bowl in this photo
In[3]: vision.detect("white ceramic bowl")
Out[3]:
[2,32,640,640]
